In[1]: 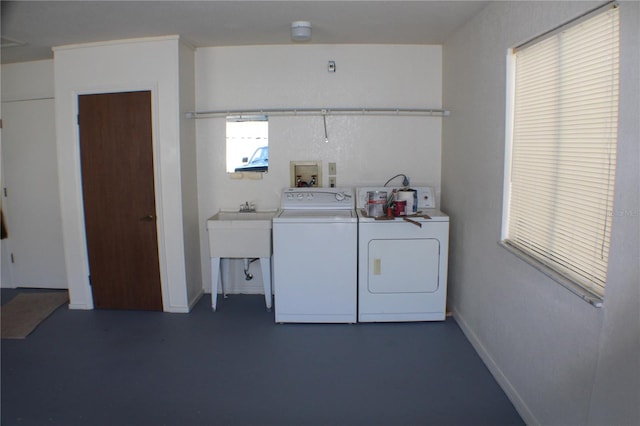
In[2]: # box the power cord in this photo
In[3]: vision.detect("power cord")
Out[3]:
[383,174,410,187]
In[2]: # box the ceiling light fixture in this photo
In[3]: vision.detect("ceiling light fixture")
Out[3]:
[291,21,311,42]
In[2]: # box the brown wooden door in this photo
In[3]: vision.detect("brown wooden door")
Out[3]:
[78,91,162,311]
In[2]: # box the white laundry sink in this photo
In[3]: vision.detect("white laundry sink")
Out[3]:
[207,210,277,258]
[213,211,278,222]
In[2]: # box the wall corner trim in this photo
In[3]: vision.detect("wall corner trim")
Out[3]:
[52,35,180,54]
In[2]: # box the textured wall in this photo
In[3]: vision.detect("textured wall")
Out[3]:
[442,2,639,424]
[54,36,193,312]
[195,44,443,294]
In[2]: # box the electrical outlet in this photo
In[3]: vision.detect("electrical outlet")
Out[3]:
[328,162,337,175]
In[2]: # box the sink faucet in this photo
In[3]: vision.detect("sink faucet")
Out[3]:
[239,201,256,213]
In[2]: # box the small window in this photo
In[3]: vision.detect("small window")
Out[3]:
[502,2,619,302]
[226,115,268,173]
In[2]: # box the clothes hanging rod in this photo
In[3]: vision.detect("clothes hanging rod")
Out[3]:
[185,107,450,119]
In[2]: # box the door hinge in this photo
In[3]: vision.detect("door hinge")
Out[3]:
[88,275,92,286]
[77,114,80,125]
[0,118,3,129]
[10,253,15,263]
[3,187,6,197]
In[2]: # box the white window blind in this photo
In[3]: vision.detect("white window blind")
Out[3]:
[504,2,619,300]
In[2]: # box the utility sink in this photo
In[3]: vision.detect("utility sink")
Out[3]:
[207,210,278,258]
[207,209,278,312]
[212,211,278,222]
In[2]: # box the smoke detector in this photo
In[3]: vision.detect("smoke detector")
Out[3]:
[291,21,311,42]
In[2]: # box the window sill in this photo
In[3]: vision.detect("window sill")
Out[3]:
[229,172,264,180]
[498,241,603,308]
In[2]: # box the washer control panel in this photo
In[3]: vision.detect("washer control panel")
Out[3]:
[281,187,354,210]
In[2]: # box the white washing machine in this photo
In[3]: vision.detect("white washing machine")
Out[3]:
[273,187,357,323]
[356,187,449,322]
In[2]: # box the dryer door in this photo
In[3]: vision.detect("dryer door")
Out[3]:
[368,239,440,293]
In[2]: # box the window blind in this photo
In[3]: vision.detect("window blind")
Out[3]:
[505,3,619,298]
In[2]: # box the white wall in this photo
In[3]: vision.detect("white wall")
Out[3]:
[442,2,639,425]
[178,42,203,307]
[1,59,54,102]
[195,44,443,294]
[53,36,198,312]
[1,60,67,289]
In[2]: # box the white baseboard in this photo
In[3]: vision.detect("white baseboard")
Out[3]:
[68,303,93,310]
[187,289,204,311]
[453,307,539,425]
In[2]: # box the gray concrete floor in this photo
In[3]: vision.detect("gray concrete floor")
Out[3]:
[1,289,523,426]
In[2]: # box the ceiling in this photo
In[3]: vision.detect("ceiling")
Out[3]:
[1,1,489,64]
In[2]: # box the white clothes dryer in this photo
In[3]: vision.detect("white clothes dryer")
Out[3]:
[273,188,357,323]
[356,187,449,322]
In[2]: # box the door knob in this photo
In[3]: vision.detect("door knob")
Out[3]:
[140,214,155,222]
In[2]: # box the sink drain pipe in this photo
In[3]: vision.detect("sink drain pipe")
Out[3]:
[243,258,259,280]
